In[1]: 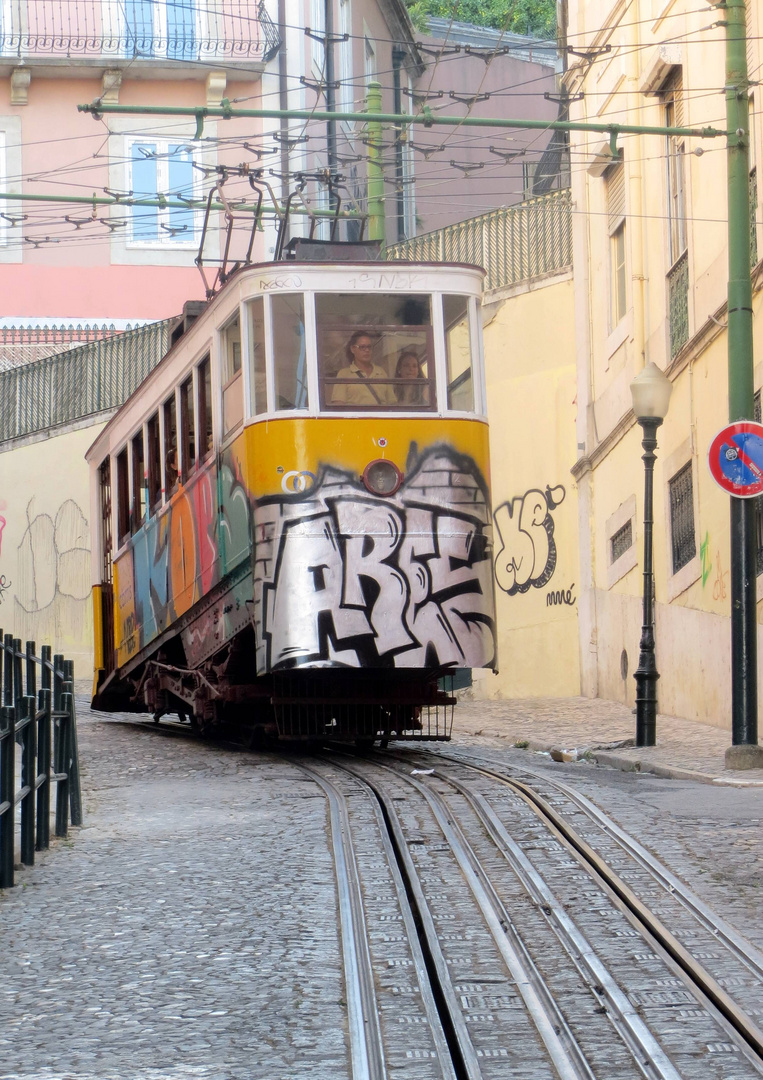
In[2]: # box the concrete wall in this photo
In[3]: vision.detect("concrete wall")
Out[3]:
[0,422,103,678]
[473,270,580,700]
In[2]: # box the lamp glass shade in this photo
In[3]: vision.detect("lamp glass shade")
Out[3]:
[630,361,672,420]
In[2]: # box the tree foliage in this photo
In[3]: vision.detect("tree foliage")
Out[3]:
[406,0,556,40]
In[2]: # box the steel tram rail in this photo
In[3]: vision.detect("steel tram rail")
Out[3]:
[439,748,763,982]
[408,748,763,1067]
[330,753,692,1080]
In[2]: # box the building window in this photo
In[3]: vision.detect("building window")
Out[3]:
[124,1,198,60]
[606,160,626,327]
[610,519,633,563]
[669,462,696,573]
[128,139,197,245]
[664,73,687,267]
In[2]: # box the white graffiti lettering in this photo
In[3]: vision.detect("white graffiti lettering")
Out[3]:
[253,449,495,672]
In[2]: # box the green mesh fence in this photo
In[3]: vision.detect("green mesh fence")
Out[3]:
[0,319,175,443]
[386,189,573,292]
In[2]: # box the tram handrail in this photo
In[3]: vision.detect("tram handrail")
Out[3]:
[0,635,82,889]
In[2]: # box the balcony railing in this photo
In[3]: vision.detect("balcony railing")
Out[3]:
[668,250,689,359]
[386,189,573,293]
[0,1,280,62]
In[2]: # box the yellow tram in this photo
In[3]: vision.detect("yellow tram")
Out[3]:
[87,249,496,742]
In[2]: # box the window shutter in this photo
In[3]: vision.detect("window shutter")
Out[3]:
[606,160,625,234]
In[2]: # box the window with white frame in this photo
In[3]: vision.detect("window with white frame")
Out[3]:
[128,139,197,245]
[123,0,198,60]
[606,159,626,328]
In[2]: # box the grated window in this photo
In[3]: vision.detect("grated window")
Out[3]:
[669,463,696,573]
[611,519,633,563]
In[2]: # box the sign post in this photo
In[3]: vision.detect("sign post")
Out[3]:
[708,422,763,767]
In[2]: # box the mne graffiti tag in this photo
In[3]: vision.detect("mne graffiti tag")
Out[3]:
[253,447,496,673]
[493,484,566,596]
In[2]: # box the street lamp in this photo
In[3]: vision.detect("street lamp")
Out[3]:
[630,362,673,747]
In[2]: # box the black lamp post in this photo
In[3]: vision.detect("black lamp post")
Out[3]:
[630,362,673,747]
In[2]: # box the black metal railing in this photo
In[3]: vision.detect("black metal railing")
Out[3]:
[0,636,82,889]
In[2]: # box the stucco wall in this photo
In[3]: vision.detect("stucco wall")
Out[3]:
[0,422,103,678]
[474,271,580,700]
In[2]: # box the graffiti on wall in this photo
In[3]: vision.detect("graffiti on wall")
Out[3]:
[493,485,566,596]
[253,447,496,672]
[14,498,91,649]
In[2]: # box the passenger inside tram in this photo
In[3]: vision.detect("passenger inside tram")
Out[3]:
[330,331,396,406]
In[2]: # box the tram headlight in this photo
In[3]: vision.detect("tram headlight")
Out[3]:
[362,458,403,496]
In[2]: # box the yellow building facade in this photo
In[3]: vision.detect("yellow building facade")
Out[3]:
[475,270,581,700]
[566,0,763,727]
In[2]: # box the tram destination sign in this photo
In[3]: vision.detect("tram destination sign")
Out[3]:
[708,421,763,498]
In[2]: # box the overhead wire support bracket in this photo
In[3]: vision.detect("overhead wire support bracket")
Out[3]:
[300,75,340,96]
[449,159,485,175]
[566,44,612,60]
[545,90,584,106]
[414,42,462,59]
[449,91,490,106]
[489,145,526,161]
[463,44,510,63]
[304,27,350,45]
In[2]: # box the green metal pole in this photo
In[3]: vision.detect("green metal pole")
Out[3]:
[724,0,763,767]
[76,100,729,142]
[366,82,385,243]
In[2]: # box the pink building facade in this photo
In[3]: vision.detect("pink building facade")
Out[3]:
[0,0,421,326]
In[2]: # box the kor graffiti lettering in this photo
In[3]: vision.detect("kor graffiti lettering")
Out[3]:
[254,448,496,672]
[493,485,566,596]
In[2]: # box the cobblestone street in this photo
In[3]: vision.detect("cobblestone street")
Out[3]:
[1,695,762,1079]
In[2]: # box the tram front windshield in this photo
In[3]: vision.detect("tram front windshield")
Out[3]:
[316,293,435,411]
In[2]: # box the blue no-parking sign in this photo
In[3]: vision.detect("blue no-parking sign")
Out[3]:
[708,421,763,498]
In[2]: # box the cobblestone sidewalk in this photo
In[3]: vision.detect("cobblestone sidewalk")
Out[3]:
[452,694,763,787]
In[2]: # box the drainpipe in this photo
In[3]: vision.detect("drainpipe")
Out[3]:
[392,48,406,241]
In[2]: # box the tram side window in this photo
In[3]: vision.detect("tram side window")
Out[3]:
[222,316,243,437]
[249,298,267,415]
[116,447,130,547]
[443,295,475,412]
[163,395,179,494]
[272,294,308,411]
[131,431,146,533]
[180,375,196,480]
[315,292,434,411]
[147,412,161,512]
[197,355,213,458]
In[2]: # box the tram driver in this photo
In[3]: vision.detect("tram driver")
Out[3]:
[330,330,396,406]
